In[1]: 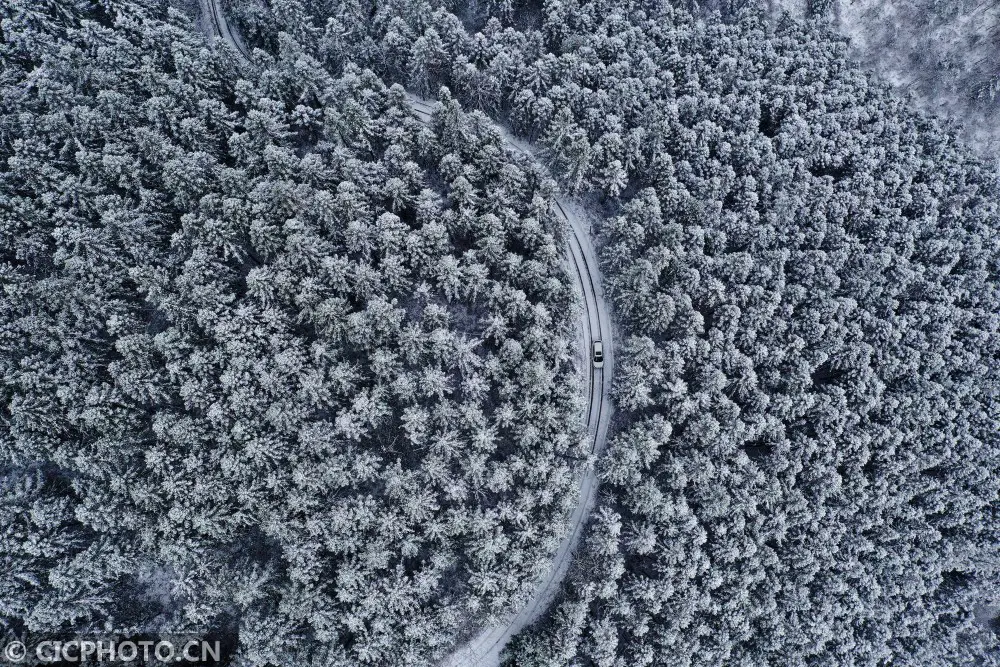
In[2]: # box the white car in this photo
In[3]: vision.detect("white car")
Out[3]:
[592,340,604,368]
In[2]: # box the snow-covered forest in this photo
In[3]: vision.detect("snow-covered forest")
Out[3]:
[2,0,999,665]
[835,0,1000,157]
[763,0,1000,158]
[1,2,588,663]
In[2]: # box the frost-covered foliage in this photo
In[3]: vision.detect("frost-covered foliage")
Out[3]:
[713,0,1000,158]
[5,0,1000,665]
[507,9,1000,661]
[221,0,279,53]
[251,0,1000,663]
[830,0,1000,157]
[0,1,585,664]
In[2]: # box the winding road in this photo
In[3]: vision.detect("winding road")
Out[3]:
[200,7,614,665]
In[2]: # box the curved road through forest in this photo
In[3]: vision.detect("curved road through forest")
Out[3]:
[200,7,614,665]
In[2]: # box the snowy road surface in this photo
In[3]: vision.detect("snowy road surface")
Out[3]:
[201,6,614,665]
[200,0,253,61]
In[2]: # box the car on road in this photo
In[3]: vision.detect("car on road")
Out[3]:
[592,340,604,368]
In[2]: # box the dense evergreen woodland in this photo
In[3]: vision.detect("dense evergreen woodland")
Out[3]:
[1,1,586,663]
[3,0,1000,665]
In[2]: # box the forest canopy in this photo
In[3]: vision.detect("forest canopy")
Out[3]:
[247,0,999,663]
[2,0,1000,665]
[1,1,586,663]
